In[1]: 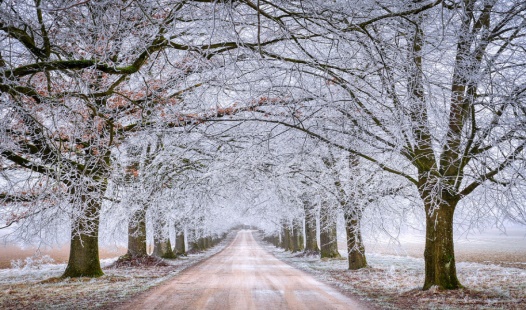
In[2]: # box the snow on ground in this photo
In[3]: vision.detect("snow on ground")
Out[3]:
[0,233,234,310]
[262,239,526,309]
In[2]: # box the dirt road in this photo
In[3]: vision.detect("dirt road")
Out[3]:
[117,230,365,310]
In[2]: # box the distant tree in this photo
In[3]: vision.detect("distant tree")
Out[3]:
[301,194,320,255]
[292,218,304,253]
[174,227,186,256]
[319,203,340,259]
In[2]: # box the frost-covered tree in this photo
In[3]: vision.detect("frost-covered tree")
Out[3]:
[0,0,190,277]
[222,0,526,290]
[0,0,271,277]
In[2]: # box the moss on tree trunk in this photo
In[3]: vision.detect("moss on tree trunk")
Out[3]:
[175,229,186,255]
[345,208,366,270]
[154,239,176,259]
[281,222,293,251]
[62,198,103,278]
[153,237,176,259]
[153,218,176,259]
[126,209,147,258]
[292,218,304,252]
[320,204,341,258]
[198,237,205,249]
[188,228,200,251]
[267,234,280,247]
[304,202,319,254]
[423,197,462,290]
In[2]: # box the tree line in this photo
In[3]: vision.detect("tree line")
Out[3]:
[1,0,525,291]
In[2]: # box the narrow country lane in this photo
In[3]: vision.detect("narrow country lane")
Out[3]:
[117,230,366,310]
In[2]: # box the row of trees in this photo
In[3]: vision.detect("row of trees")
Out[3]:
[253,135,410,270]
[1,0,525,291]
[0,0,255,277]
[229,0,526,289]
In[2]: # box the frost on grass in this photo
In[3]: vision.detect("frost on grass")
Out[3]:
[0,236,231,310]
[10,254,55,270]
[264,243,526,309]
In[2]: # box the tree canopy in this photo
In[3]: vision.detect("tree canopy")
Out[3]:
[1,0,525,289]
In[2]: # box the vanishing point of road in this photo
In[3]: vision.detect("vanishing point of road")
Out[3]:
[118,230,367,310]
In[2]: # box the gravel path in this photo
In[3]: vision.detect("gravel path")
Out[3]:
[117,230,367,310]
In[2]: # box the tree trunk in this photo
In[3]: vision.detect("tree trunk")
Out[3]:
[175,229,186,255]
[273,235,280,247]
[423,194,462,290]
[198,236,206,250]
[152,219,176,259]
[287,227,294,252]
[62,196,103,278]
[153,237,176,258]
[126,208,148,258]
[344,207,367,270]
[304,202,319,254]
[320,204,341,258]
[266,234,279,247]
[188,227,200,251]
[281,222,293,251]
[292,218,304,252]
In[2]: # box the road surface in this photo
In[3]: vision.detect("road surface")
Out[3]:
[118,230,366,310]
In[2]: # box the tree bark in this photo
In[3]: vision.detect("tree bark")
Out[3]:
[188,227,200,251]
[422,191,462,290]
[281,221,293,251]
[152,219,176,259]
[198,236,207,250]
[175,229,186,255]
[62,195,103,278]
[304,201,319,254]
[292,218,304,252]
[344,207,367,270]
[320,204,341,258]
[273,235,280,247]
[126,208,148,258]
[153,237,176,258]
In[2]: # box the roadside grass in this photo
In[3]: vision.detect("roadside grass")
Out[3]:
[264,244,526,309]
[2,231,524,310]
[0,236,232,310]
